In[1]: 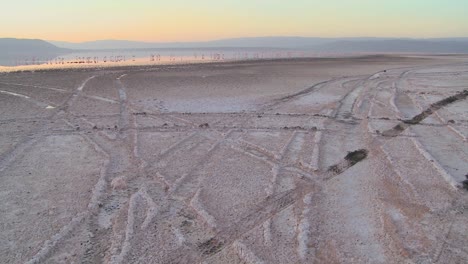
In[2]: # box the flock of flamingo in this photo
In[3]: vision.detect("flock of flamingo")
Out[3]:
[13,51,353,67]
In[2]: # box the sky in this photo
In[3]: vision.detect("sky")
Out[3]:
[1,0,468,42]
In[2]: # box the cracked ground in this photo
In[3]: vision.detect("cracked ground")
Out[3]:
[1,56,467,263]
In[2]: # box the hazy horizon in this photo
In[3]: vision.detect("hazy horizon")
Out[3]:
[1,1,468,42]
[46,36,468,44]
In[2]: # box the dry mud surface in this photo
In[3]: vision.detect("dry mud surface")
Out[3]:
[0,56,467,263]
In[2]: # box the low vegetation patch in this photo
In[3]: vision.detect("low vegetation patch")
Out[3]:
[344,149,369,166]
[463,174,468,191]
[198,238,224,256]
[383,90,468,137]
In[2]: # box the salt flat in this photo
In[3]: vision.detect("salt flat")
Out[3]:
[0,56,467,263]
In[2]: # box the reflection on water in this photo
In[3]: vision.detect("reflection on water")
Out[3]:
[0,47,350,68]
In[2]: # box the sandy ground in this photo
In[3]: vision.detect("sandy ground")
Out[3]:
[0,56,467,263]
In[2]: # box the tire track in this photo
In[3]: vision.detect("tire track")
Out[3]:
[0,90,56,109]
[0,74,96,172]
[161,141,370,263]
[382,89,468,137]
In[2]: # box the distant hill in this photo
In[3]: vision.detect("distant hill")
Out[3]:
[49,37,468,53]
[1,37,468,66]
[0,38,69,65]
[315,39,468,53]
[50,37,332,50]
[49,37,392,50]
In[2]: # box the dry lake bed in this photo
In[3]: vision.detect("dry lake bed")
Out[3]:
[0,55,467,263]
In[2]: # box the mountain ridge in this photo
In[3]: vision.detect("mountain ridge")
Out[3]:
[1,37,468,64]
[0,38,71,66]
[0,38,68,54]
[48,36,468,51]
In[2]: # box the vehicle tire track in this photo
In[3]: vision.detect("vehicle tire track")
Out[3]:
[0,74,97,172]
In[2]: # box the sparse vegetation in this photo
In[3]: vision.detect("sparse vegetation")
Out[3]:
[382,89,467,137]
[198,238,224,256]
[463,174,468,191]
[327,164,341,174]
[345,149,369,166]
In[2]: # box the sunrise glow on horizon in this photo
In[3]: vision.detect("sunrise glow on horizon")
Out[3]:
[1,0,468,42]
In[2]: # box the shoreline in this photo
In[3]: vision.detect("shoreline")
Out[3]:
[1,53,463,73]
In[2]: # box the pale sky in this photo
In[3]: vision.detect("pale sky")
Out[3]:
[1,0,467,42]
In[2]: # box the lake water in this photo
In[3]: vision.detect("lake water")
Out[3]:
[0,47,351,67]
